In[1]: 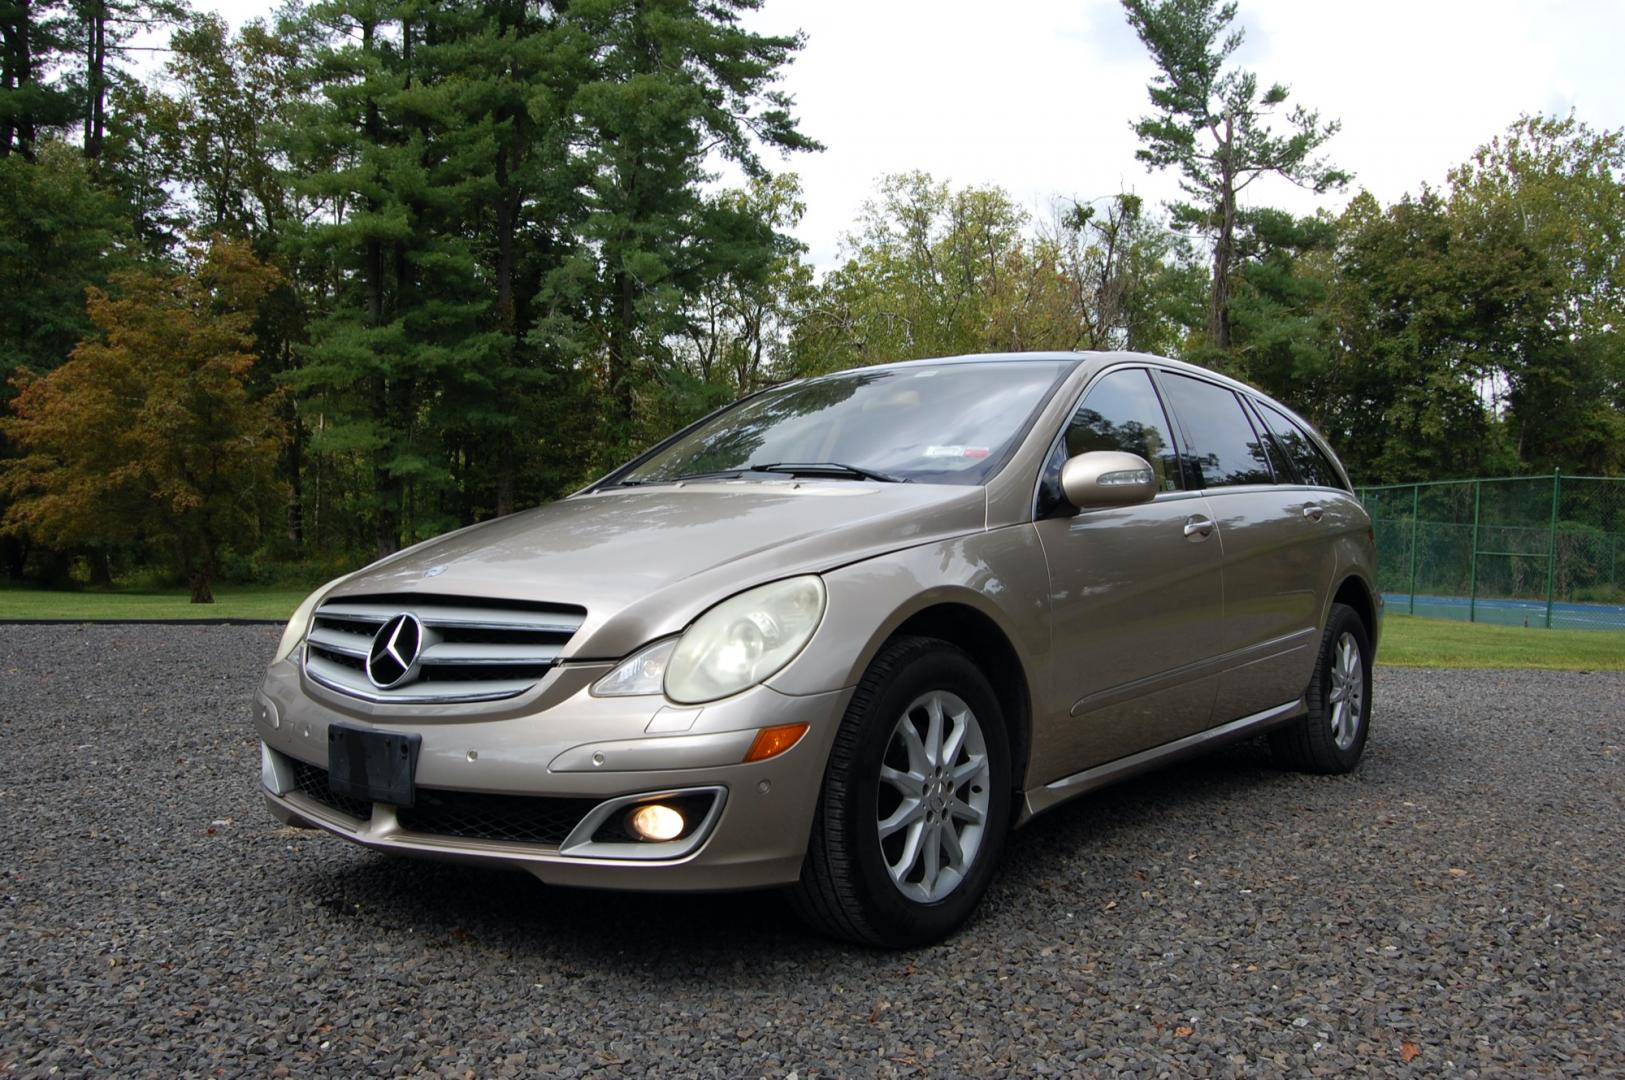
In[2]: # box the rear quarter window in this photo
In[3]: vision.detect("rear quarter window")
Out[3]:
[1257,401,1346,491]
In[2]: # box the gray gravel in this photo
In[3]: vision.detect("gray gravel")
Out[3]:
[2,624,1623,1078]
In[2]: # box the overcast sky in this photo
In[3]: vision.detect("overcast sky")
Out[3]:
[206,0,1625,268]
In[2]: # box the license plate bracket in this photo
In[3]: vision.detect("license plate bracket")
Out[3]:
[327,724,420,809]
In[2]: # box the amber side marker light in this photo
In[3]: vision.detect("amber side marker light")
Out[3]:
[742,722,810,763]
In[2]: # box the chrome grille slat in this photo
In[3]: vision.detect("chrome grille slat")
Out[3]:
[302,593,586,705]
[419,642,564,665]
[316,601,583,635]
[305,626,372,658]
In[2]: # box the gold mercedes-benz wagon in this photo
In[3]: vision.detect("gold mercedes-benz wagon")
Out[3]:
[256,351,1379,946]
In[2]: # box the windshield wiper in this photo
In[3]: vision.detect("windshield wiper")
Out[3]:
[745,462,910,483]
[615,462,909,487]
[615,469,748,487]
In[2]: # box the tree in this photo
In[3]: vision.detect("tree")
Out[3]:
[568,0,817,463]
[1328,190,1515,483]
[1447,114,1625,474]
[1,238,287,601]
[787,174,1190,375]
[1,0,80,158]
[1120,0,1348,354]
[0,138,125,387]
[676,173,811,395]
[1226,206,1339,414]
[1046,191,1190,355]
[162,11,308,239]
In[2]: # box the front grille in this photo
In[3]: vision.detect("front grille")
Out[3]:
[396,789,600,846]
[302,593,587,704]
[287,760,374,822]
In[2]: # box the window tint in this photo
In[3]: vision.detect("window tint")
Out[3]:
[1257,402,1344,490]
[1063,368,1183,492]
[1157,373,1274,488]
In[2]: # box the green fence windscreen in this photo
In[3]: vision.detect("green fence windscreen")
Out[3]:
[1358,475,1625,631]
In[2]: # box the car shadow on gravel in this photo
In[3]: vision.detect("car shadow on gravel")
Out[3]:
[285,737,1302,967]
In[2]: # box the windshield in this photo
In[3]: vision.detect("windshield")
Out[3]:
[616,360,1073,487]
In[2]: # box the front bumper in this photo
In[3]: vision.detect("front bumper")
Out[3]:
[256,657,852,891]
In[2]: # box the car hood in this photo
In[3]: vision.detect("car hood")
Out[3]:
[331,480,988,659]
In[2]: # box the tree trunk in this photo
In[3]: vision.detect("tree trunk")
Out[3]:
[285,401,304,545]
[0,535,28,581]
[494,129,519,517]
[83,4,105,160]
[1210,111,1236,352]
[1,1,25,157]
[373,376,400,558]
[609,268,637,428]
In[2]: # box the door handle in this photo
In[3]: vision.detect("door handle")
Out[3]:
[1183,515,1214,540]
[1303,504,1325,522]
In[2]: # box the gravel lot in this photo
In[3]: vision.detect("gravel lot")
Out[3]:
[2,624,1623,1078]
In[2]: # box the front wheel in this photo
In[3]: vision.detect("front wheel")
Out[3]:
[788,636,1011,947]
[1270,602,1373,774]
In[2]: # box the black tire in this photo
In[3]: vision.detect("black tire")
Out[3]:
[1270,602,1372,774]
[788,635,1012,948]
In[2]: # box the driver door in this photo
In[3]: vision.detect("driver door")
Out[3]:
[1030,367,1225,783]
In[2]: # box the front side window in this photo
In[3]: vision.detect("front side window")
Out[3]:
[1062,368,1183,492]
[1157,373,1275,488]
[616,360,1072,487]
[1257,402,1345,490]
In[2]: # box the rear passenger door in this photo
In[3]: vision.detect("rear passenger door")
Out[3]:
[1154,371,1331,724]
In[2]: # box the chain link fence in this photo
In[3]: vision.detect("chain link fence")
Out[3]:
[1357,475,1625,631]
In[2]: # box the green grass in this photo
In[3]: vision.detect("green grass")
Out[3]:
[1378,613,1625,670]
[0,586,308,622]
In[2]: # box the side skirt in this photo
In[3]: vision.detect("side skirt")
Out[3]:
[1018,697,1306,823]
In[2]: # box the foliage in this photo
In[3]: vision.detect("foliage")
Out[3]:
[1,0,1623,593]
[0,139,126,389]
[1,238,287,601]
[787,174,1189,375]
[1120,0,1347,353]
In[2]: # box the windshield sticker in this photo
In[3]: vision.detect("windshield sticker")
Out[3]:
[924,445,992,460]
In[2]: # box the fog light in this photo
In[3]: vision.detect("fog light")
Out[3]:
[626,803,686,842]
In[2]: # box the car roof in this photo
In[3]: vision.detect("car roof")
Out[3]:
[853,350,1248,390]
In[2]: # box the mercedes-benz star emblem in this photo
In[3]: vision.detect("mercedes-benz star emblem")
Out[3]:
[365,613,424,689]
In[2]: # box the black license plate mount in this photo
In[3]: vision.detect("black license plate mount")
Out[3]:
[327,724,420,809]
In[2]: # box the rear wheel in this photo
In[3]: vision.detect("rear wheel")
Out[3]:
[788,636,1011,947]
[1270,602,1372,773]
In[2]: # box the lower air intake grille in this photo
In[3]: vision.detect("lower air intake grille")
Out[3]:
[288,760,374,822]
[395,789,600,847]
[302,593,587,704]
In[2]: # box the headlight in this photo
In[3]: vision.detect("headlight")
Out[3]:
[591,638,677,697]
[271,577,352,664]
[664,576,826,704]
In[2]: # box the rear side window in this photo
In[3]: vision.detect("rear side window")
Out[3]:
[1257,402,1345,490]
[1063,368,1183,492]
[1157,372,1274,488]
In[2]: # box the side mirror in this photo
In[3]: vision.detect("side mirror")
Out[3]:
[1060,451,1158,510]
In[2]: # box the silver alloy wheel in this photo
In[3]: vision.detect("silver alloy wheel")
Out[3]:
[1328,631,1364,751]
[876,690,992,902]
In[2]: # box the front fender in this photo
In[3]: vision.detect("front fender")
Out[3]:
[766,525,1052,707]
